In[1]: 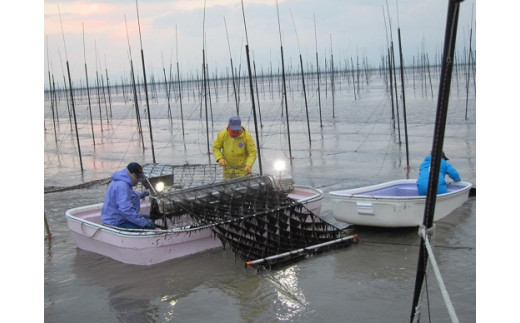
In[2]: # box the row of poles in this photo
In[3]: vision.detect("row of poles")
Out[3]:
[45,0,475,180]
[45,48,474,133]
[46,45,473,115]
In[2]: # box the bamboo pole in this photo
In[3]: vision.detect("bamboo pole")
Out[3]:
[65,63,83,171]
[253,61,263,127]
[397,26,411,174]
[465,6,474,120]
[394,0,410,171]
[202,0,211,159]
[224,17,240,115]
[82,23,95,146]
[391,42,401,143]
[313,15,323,127]
[175,25,186,143]
[136,0,156,163]
[94,46,104,134]
[125,14,145,150]
[104,61,113,119]
[276,0,293,165]
[300,54,311,145]
[59,5,83,171]
[46,37,58,143]
[382,5,392,122]
[290,10,311,145]
[241,0,263,175]
[386,1,401,140]
[163,64,172,121]
[96,44,110,125]
[44,212,52,240]
[58,50,72,129]
[330,35,335,118]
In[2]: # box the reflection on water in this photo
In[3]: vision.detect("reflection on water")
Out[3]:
[268,266,309,321]
[72,247,240,321]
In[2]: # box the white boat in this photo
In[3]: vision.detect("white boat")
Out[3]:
[329,179,472,227]
[66,173,325,266]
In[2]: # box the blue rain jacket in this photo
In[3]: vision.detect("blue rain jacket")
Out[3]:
[416,155,461,195]
[101,169,153,228]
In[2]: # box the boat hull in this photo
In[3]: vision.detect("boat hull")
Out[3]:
[66,203,222,265]
[329,180,472,227]
[65,185,323,265]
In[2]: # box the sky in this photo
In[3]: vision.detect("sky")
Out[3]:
[41,0,478,87]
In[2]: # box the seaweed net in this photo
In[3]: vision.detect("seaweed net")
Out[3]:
[142,163,224,191]
[44,163,222,194]
[147,170,356,269]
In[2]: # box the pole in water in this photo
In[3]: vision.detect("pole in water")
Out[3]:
[93,44,104,134]
[95,46,110,125]
[201,0,211,158]
[397,26,410,173]
[175,25,186,144]
[330,34,335,118]
[253,61,263,127]
[313,15,323,128]
[66,61,83,172]
[136,0,156,163]
[82,23,95,147]
[46,36,58,143]
[125,15,145,150]
[276,0,293,165]
[224,17,240,115]
[394,1,410,172]
[410,1,463,321]
[44,212,52,240]
[162,53,172,122]
[59,5,83,172]
[241,0,263,175]
[391,42,401,143]
[465,4,474,121]
[104,61,113,119]
[290,10,311,146]
[385,0,401,141]
[382,6,395,127]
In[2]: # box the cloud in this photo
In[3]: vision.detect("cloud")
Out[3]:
[43,0,476,85]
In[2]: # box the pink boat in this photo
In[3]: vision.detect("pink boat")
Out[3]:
[66,171,325,266]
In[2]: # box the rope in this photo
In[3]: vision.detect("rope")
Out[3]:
[417,225,460,323]
[44,177,111,194]
[81,222,101,238]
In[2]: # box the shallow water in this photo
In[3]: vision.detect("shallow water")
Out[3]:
[44,69,476,322]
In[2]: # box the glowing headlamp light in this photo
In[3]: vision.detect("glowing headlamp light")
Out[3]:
[155,181,165,193]
[274,160,286,172]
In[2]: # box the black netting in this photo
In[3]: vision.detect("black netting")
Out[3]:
[147,169,356,268]
[142,163,224,191]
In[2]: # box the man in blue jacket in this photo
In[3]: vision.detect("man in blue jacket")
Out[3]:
[101,162,155,229]
[416,152,461,195]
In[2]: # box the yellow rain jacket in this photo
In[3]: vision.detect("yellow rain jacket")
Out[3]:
[213,126,257,179]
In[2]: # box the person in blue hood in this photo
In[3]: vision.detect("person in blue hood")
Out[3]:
[101,162,156,229]
[416,152,461,195]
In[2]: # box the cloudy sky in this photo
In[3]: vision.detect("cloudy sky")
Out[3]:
[41,0,477,86]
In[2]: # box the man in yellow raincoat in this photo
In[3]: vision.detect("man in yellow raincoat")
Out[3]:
[213,116,257,179]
